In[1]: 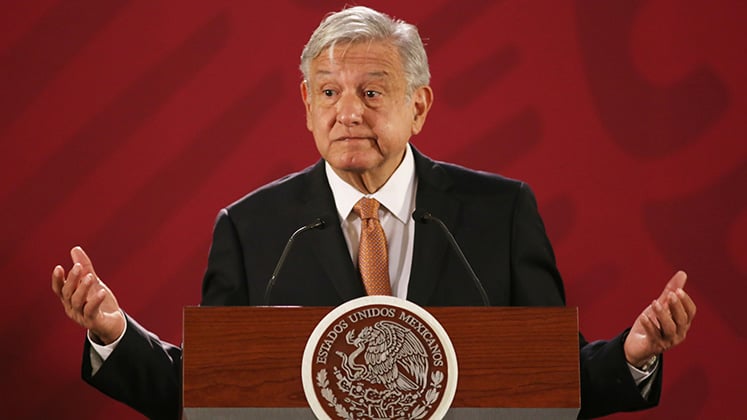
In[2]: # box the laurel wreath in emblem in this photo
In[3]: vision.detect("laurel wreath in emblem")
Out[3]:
[316,368,444,419]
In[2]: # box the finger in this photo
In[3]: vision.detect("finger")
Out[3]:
[658,271,687,301]
[60,263,84,302]
[70,246,97,278]
[83,288,107,321]
[637,308,665,355]
[52,265,66,298]
[666,291,690,336]
[642,303,661,330]
[639,310,662,341]
[70,273,95,312]
[652,299,677,344]
[677,288,697,320]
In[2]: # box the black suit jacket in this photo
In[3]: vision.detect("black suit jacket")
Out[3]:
[83,147,661,419]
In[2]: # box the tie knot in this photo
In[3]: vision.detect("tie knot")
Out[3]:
[354,197,380,220]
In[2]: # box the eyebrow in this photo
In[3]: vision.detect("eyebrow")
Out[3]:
[365,71,390,79]
[312,70,392,80]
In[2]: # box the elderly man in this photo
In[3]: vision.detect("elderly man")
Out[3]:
[52,6,695,419]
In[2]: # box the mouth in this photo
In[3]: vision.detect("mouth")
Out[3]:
[334,136,376,142]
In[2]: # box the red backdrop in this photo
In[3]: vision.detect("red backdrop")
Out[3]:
[1,0,744,418]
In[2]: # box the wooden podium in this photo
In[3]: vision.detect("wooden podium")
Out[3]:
[182,306,580,419]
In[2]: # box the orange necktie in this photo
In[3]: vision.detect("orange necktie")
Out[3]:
[353,197,392,295]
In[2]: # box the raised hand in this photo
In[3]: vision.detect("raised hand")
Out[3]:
[624,271,697,367]
[51,246,125,344]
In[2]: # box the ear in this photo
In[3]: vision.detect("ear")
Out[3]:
[410,85,434,135]
[300,80,313,132]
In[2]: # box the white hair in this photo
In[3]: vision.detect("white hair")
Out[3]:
[300,6,430,94]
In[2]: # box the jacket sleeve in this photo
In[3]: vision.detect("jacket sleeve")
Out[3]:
[82,313,181,420]
[510,183,662,418]
[80,209,248,420]
[577,330,662,418]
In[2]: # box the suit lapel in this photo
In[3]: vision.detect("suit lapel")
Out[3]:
[300,149,462,305]
[303,161,366,302]
[407,148,461,305]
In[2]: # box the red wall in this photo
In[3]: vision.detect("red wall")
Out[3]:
[1,1,744,418]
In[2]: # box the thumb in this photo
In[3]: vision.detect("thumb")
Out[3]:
[658,270,687,301]
[70,246,97,277]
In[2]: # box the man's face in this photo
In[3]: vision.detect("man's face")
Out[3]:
[301,41,432,191]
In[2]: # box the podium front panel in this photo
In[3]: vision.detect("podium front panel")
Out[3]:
[183,306,579,416]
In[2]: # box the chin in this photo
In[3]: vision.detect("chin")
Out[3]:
[328,152,380,173]
[335,162,375,174]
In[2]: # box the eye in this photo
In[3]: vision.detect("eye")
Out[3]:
[364,90,380,98]
[323,89,335,97]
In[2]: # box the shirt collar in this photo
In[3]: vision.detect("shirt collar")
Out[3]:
[326,144,417,224]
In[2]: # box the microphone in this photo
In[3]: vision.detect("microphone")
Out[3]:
[263,217,326,305]
[412,210,491,306]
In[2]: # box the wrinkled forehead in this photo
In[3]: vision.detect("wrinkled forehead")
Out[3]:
[308,41,405,80]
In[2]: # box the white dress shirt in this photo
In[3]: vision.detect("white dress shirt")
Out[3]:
[325,144,417,299]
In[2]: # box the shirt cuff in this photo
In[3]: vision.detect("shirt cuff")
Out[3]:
[87,314,127,374]
[627,359,659,399]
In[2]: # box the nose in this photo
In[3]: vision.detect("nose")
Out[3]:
[336,92,364,126]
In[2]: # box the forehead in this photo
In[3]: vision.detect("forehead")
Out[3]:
[309,40,405,81]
